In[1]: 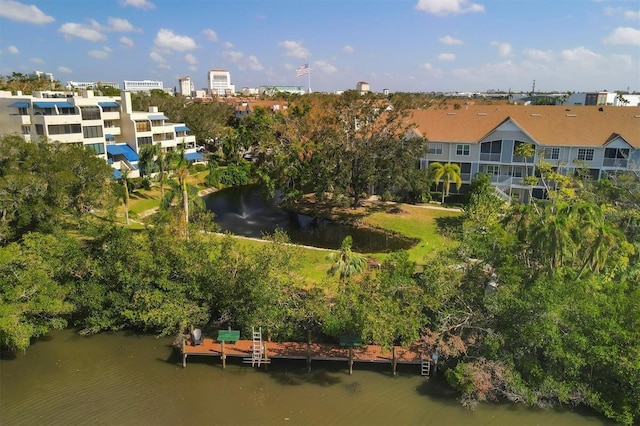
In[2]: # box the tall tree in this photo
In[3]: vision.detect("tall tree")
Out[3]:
[326,236,366,282]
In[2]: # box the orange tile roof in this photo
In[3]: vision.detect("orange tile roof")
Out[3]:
[409,105,640,148]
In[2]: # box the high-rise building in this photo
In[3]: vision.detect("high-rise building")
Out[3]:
[178,76,194,97]
[207,69,233,96]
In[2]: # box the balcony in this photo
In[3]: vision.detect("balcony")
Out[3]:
[11,114,31,125]
[480,153,501,162]
[102,111,120,120]
[603,158,628,168]
[33,114,82,126]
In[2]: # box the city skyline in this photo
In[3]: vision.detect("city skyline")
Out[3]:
[0,0,638,94]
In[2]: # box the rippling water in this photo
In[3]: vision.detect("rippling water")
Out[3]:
[0,330,610,426]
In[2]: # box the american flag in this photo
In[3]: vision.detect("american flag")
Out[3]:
[296,63,310,77]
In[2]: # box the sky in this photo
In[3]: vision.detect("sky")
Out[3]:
[0,0,639,94]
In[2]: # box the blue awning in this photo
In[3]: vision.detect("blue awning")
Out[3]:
[106,144,139,162]
[98,102,120,108]
[184,152,203,161]
[174,125,190,132]
[33,101,74,109]
[149,114,168,120]
[105,134,115,140]
[8,101,29,108]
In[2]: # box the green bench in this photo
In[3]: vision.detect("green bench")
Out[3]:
[217,330,240,343]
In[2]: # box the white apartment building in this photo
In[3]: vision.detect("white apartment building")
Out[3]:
[207,69,233,96]
[123,80,164,93]
[356,81,370,95]
[178,76,194,97]
[0,90,200,178]
[66,81,120,91]
[564,91,640,107]
[410,105,640,202]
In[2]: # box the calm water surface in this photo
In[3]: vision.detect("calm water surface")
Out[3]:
[204,186,415,253]
[0,329,610,426]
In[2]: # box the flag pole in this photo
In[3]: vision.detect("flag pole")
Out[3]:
[308,66,311,94]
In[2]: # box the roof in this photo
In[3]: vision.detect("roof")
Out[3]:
[174,125,190,132]
[98,101,120,108]
[7,101,29,108]
[148,114,168,120]
[409,105,640,148]
[33,101,74,109]
[106,144,139,162]
[184,152,203,161]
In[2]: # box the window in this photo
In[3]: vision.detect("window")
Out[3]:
[83,125,103,138]
[480,140,502,161]
[104,120,116,128]
[456,144,470,156]
[80,106,101,120]
[137,136,152,146]
[48,124,81,135]
[486,165,500,175]
[58,107,76,115]
[21,125,30,135]
[135,121,151,132]
[544,147,560,160]
[428,143,443,155]
[577,148,594,161]
[18,107,28,115]
[85,143,105,155]
[35,124,44,136]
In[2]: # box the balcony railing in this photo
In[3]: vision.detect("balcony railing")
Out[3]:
[603,158,628,168]
[480,153,501,162]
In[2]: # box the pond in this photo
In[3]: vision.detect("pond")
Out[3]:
[204,186,415,252]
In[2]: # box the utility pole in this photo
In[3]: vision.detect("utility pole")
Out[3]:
[532,80,536,94]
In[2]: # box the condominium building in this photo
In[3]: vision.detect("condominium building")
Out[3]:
[66,81,120,91]
[123,80,164,93]
[178,76,194,97]
[0,90,200,178]
[410,105,640,202]
[207,69,233,96]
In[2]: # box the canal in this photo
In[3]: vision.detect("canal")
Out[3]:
[0,329,610,426]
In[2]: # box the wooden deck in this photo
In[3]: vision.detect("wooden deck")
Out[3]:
[180,338,429,375]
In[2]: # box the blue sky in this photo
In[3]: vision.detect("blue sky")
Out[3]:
[0,0,638,93]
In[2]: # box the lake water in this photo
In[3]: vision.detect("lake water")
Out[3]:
[203,186,415,253]
[0,329,611,426]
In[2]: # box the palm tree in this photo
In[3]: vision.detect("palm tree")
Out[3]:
[327,236,366,282]
[429,162,462,204]
[120,166,131,225]
[138,145,157,178]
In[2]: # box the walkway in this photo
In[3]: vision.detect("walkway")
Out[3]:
[180,338,428,375]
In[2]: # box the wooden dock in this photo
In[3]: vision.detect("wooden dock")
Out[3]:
[180,337,430,375]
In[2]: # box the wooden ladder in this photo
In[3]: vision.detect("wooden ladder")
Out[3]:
[421,357,431,376]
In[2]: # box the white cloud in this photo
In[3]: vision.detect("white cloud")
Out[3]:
[0,0,54,24]
[491,41,512,56]
[57,66,72,74]
[343,45,354,53]
[420,62,444,77]
[278,40,310,58]
[185,53,198,65]
[103,46,112,53]
[415,0,484,16]
[189,66,197,71]
[7,45,19,54]
[107,17,141,32]
[624,10,640,20]
[603,27,640,46]
[58,22,106,42]
[221,50,264,70]
[119,0,155,10]
[149,51,166,64]
[120,36,134,48]
[522,48,554,62]
[29,57,43,64]
[439,35,463,45]
[313,60,337,74]
[560,46,600,68]
[438,53,456,61]
[88,50,109,60]
[222,41,234,49]
[202,29,218,42]
[154,29,197,51]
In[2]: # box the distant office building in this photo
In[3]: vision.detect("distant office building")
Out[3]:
[29,71,55,82]
[258,86,306,96]
[123,80,164,93]
[207,69,233,96]
[178,76,194,97]
[356,81,370,94]
[66,81,120,91]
